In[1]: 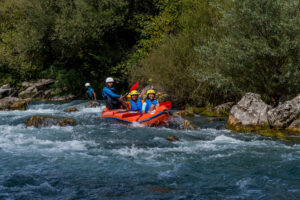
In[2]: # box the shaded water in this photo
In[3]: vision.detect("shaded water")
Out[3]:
[0,101,299,200]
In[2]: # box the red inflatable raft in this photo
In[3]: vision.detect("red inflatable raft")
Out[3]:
[101,105,171,126]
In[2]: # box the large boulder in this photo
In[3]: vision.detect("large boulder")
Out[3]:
[267,95,300,128]
[0,84,17,99]
[26,115,76,128]
[226,93,271,131]
[0,97,29,110]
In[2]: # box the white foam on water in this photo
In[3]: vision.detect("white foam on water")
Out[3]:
[131,121,145,128]
[77,105,105,113]
[0,124,95,153]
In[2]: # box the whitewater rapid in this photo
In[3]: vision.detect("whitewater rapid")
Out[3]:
[0,101,299,200]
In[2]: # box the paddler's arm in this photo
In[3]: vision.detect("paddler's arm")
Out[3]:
[155,101,159,109]
[119,95,130,110]
[141,102,147,113]
[92,91,97,100]
[103,87,121,98]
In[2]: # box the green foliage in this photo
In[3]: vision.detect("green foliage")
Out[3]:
[0,0,158,94]
[130,0,238,106]
[197,0,300,105]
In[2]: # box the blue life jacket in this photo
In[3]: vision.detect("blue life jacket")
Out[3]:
[129,99,142,112]
[145,99,158,113]
[86,88,95,100]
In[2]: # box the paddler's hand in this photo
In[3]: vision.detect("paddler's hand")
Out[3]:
[119,96,126,101]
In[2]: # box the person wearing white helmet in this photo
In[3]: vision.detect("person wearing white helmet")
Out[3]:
[85,82,96,100]
[102,77,126,109]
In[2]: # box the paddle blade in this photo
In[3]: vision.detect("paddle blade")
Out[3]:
[160,101,172,109]
[129,81,139,92]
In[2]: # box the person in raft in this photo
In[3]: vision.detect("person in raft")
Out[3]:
[85,82,97,100]
[141,89,160,113]
[127,90,143,112]
[102,77,126,110]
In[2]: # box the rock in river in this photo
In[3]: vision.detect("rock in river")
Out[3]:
[227,93,271,131]
[64,107,78,112]
[267,95,300,129]
[166,135,179,142]
[0,97,29,110]
[26,116,76,128]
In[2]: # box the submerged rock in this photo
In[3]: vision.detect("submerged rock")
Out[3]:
[26,115,76,128]
[267,95,300,129]
[226,93,271,131]
[64,107,78,112]
[144,185,174,194]
[182,120,198,130]
[166,135,179,142]
[0,97,29,110]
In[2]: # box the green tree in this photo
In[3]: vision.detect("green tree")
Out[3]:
[198,0,300,106]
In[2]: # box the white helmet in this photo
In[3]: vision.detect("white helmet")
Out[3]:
[106,77,114,83]
[85,82,91,87]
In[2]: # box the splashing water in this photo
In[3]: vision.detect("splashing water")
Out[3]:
[0,101,299,200]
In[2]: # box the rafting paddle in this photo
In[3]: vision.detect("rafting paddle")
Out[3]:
[129,81,139,92]
[160,101,172,109]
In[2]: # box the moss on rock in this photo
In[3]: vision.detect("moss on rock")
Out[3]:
[26,115,76,128]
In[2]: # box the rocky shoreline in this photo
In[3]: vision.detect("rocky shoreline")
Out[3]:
[0,79,76,110]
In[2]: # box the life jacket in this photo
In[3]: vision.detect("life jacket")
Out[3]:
[129,99,142,112]
[86,88,95,100]
[145,99,158,113]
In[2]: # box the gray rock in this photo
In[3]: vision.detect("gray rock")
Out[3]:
[213,102,235,115]
[0,97,19,110]
[50,94,75,101]
[286,118,300,133]
[26,115,76,128]
[0,97,29,110]
[0,84,17,98]
[19,86,38,99]
[22,79,55,89]
[267,95,300,128]
[227,93,271,131]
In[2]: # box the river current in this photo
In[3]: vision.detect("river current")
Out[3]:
[0,101,299,200]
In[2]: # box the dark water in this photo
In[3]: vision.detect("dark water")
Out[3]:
[0,101,299,200]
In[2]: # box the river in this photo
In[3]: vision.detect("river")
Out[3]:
[0,101,299,200]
